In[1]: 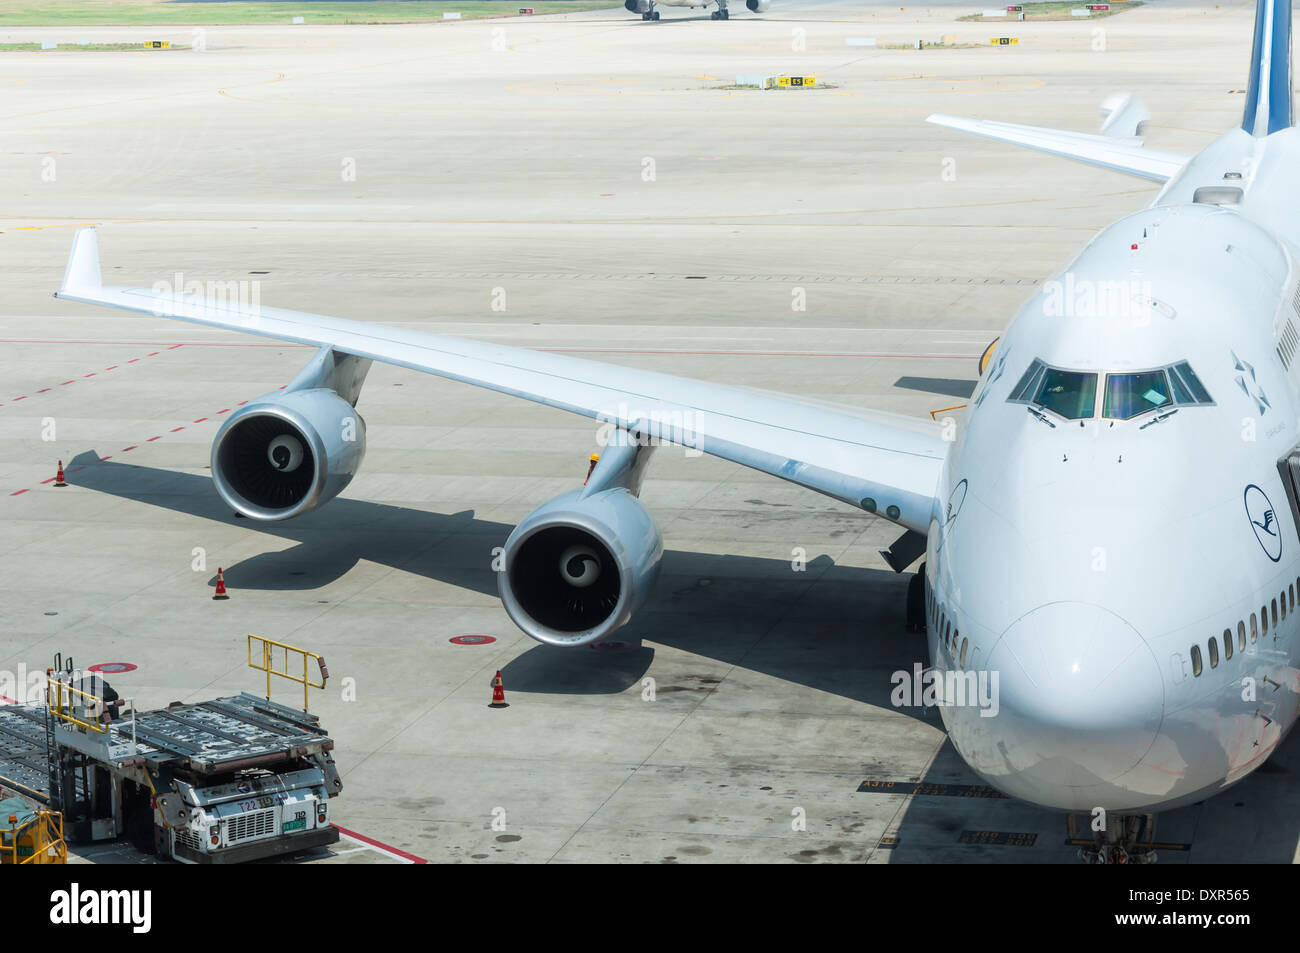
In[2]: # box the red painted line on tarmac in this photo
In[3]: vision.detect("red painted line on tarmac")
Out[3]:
[83,372,95,378]
[170,427,185,432]
[217,408,230,414]
[540,348,981,359]
[0,694,18,705]
[36,388,50,393]
[105,365,118,370]
[98,455,111,461]
[146,436,161,442]
[67,466,84,474]
[39,477,55,484]
[193,417,208,423]
[127,358,139,363]
[146,352,160,357]
[60,380,75,386]
[121,445,137,452]
[9,489,28,496]
[0,339,306,348]
[12,396,26,401]
[332,825,427,864]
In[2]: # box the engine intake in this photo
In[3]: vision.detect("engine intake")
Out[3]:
[212,388,365,521]
[500,487,662,647]
[746,0,770,11]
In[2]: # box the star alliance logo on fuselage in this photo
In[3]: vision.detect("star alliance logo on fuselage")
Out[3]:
[1245,483,1282,562]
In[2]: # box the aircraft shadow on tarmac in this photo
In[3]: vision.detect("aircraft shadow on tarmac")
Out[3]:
[66,451,925,716]
[67,453,1300,861]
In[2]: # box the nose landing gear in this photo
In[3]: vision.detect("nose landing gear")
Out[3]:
[1068,812,1158,864]
[711,1,730,17]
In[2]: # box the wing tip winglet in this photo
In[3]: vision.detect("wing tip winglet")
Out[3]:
[59,226,101,296]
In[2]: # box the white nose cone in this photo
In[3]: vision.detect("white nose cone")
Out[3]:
[982,602,1164,804]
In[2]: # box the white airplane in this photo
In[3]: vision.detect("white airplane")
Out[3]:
[623,0,767,21]
[49,0,1299,862]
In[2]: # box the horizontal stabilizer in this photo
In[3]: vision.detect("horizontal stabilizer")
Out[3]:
[926,113,1188,183]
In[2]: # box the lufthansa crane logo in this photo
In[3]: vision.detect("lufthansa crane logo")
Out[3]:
[1244,484,1282,562]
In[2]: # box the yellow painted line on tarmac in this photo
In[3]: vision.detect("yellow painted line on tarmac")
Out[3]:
[12,222,99,231]
[218,70,286,102]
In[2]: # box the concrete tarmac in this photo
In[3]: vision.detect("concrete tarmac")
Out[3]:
[1,0,1294,863]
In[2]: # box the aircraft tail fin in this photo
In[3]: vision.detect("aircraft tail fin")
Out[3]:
[1242,0,1293,137]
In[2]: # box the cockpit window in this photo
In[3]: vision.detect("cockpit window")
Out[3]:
[1009,359,1047,402]
[1104,369,1171,420]
[1037,369,1098,419]
[1169,362,1212,404]
[1008,358,1212,422]
[1008,360,1096,419]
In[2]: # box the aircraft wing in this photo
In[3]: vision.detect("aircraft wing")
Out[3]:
[52,229,946,534]
[926,113,1189,182]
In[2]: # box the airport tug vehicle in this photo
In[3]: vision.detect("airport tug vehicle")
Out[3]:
[0,649,341,863]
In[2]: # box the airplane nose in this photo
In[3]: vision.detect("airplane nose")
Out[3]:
[984,603,1163,791]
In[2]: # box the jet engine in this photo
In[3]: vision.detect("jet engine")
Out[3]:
[500,486,663,647]
[746,0,771,11]
[211,388,366,521]
[625,0,652,12]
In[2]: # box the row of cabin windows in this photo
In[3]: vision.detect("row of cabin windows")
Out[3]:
[1189,579,1298,677]
[925,583,969,668]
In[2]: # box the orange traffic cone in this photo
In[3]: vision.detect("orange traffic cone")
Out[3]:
[213,567,230,601]
[584,453,600,485]
[54,461,67,488]
[489,670,508,708]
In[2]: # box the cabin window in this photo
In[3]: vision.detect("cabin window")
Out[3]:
[1191,645,1203,676]
[1223,628,1233,660]
[1273,599,1279,627]
[1282,592,1288,621]
[1238,621,1247,651]
[1208,638,1219,669]
[1262,606,1269,635]
[952,628,959,654]
[960,638,969,668]
[1251,613,1259,642]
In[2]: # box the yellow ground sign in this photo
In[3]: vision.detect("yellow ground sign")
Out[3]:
[989,36,1019,44]
[145,41,170,49]
[777,76,817,87]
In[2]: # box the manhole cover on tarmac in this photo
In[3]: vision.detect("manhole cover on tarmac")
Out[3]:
[449,635,497,646]
[87,663,137,674]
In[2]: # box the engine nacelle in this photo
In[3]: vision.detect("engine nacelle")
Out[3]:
[500,487,663,647]
[625,0,652,12]
[746,0,771,12]
[211,388,366,521]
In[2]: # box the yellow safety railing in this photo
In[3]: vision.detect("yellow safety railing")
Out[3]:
[45,676,109,734]
[0,808,66,865]
[247,635,328,712]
